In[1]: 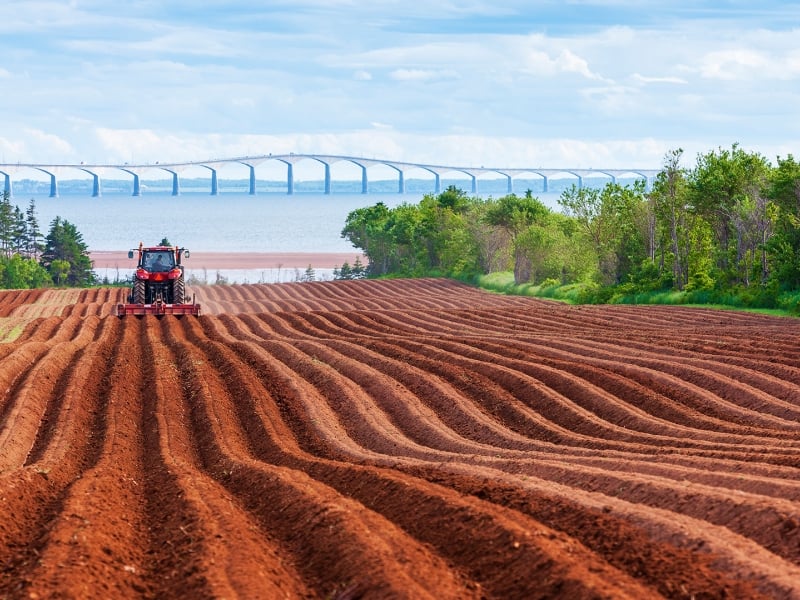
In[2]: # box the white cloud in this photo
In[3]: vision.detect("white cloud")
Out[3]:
[554,49,604,80]
[31,127,677,169]
[696,46,800,81]
[390,68,459,82]
[631,73,688,85]
[2,2,799,175]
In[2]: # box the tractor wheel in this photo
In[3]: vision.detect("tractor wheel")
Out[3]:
[173,274,186,304]
[133,280,146,304]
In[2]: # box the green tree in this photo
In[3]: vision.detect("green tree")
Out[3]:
[558,185,614,284]
[484,192,550,284]
[688,144,771,286]
[384,202,424,274]
[334,261,352,280]
[351,256,366,279]
[608,180,651,285]
[0,192,14,258]
[302,265,316,282]
[414,190,479,277]
[25,198,44,260]
[515,214,568,284]
[342,190,481,279]
[558,181,650,286]
[40,217,95,286]
[765,155,800,288]
[341,202,393,276]
[49,259,70,286]
[650,149,691,289]
[12,206,26,256]
[1,254,52,288]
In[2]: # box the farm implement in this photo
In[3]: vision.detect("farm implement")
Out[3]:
[115,242,201,317]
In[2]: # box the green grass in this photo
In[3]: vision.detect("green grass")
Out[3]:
[473,271,800,318]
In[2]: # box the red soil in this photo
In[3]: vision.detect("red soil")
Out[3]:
[1,278,799,598]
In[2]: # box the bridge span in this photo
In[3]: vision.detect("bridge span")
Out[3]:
[0,154,659,198]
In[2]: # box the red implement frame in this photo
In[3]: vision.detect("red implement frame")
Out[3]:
[115,300,201,317]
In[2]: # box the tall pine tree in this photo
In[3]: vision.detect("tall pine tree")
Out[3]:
[25,198,44,259]
[41,217,95,286]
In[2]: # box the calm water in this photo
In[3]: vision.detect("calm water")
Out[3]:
[25,192,415,283]
[22,189,565,282]
[30,192,412,253]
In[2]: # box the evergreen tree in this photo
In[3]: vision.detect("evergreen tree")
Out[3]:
[40,217,95,286]
[25,198,44,260]
[351,256,366,279]
[302,265,316,282]
[0,192,14,258]
[334,261,352,280]
[12,206,26,256]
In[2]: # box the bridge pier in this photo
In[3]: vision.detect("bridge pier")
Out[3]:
[471,175,476,194]
[161,169,180,196]
[35,169,59,197]
[434,173,441,194]
[120,168,140,196]
[79,168,101,197]
[199,166,219,195]
[507,175,513,194]
[247,165,256,195]
[398,170,405,194]
[361,166,367,194]
[287,163,294,195]
[1,172,11,199]
[324,163,331,194]
[542,176,548,193]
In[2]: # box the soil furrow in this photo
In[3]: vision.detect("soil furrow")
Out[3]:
[193,316,657,599]
[21,319,155,598]
[168,315,473,599]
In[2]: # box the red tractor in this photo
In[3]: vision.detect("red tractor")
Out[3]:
[115,243,201,317]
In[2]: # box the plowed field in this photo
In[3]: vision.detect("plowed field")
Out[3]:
[1,279,799,599]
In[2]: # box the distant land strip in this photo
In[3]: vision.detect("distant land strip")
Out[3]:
[90,251,365,270]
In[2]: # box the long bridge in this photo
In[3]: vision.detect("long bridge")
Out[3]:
[0,154,659,198]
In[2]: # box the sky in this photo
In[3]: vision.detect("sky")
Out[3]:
[1,0,800,173]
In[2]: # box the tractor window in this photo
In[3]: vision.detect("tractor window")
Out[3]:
[143,251,175,272]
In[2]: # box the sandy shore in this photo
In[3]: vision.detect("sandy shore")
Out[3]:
[90,251,365,270]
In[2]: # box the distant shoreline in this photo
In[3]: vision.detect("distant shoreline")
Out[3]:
[90,251,365,270]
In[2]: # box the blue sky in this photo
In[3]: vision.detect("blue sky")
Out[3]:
[1,0,799,171]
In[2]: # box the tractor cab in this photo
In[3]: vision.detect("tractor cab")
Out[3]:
[141,249,176,272]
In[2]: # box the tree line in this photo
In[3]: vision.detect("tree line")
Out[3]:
[341,144,800,311]
[0,191,94,289]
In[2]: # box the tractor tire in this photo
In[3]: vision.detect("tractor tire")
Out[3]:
[133,280,146,304]
[173,274,185,304]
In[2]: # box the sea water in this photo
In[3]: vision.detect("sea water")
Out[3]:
[22,191,413,283]
[21,188,566,283]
